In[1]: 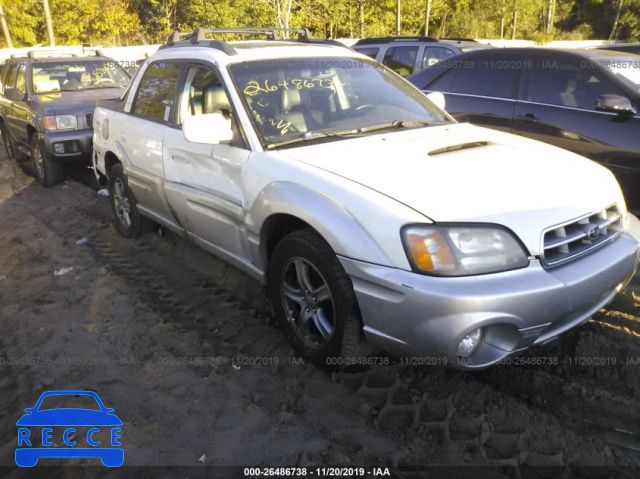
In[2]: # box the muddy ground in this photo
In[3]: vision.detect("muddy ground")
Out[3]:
[0,144,639,479]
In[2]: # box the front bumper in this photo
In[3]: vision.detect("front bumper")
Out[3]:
[39,129,93,164]
[340,215,640,370]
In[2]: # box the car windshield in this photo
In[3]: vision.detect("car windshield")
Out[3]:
[31,60,130,94]
[229,57,450,149]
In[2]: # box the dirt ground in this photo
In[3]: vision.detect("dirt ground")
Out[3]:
[0,143,639,479]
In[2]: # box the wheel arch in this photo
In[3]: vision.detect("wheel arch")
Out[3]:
[251,182,391,270]
[27,124,37,142]
[104,151,122,176]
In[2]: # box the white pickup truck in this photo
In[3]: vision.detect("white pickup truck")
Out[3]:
[93,27,640,369]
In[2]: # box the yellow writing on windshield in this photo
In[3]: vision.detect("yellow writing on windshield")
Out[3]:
[244,78,344,96]
[270,118,293,135]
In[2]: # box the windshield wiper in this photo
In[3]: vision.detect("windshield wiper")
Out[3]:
[266,129,360,149]
[359,119,432,133]
[266,120,436,149]
[90,85,126,89]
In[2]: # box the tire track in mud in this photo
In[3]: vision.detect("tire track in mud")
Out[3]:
[5,157,639,477]
[5,170,408,470]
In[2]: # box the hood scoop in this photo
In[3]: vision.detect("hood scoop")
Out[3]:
[428,141,489,156]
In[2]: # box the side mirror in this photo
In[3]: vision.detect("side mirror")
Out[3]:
[183,113,233,145]
[426,91,446,111]
[5,88,26,102]
[595,94,637,116]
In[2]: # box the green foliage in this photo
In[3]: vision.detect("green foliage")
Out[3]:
[2,0,640,48]
[2,0,42,47]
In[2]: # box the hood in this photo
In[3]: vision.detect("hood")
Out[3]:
[279,123,625,255]
[34,88,125,114]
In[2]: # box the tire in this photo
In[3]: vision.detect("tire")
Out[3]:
[1,123,18,161]
[108,163,152,238]
[31,136,63,187]
[268,229,368,367]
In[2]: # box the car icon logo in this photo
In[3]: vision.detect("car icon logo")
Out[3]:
[16,390,123,467]
[587,225,601,240]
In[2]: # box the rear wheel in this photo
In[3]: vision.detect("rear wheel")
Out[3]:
[32,136,63,187]
[108,163,152,238]
[268,229,369,367]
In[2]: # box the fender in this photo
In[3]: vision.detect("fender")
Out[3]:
[246,181,392,271]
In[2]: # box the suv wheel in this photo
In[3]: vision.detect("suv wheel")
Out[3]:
[31,137,63,187]
[1,124,18,161]
[268,229,368,367]
[108,163,152,238]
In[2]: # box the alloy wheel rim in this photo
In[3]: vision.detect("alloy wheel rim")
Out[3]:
[2,129,14,158]
[34,146,45,179]
[281,257,335,348]
[113,177,132,228]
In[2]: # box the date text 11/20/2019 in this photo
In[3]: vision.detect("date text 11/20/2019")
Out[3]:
[243,467,390,477]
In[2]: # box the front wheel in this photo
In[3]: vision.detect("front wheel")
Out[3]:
[1,124,19,161]
[268,229,368,367]
[108,163,152,238]
[32,136,63,187]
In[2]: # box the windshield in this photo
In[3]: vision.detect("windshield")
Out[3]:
[31,60,130,94]
[229,57,450,148]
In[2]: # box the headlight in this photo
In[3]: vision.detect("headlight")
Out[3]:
[402,224,529,276]
[43,115,78,131]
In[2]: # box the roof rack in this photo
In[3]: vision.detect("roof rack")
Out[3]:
[440,37,478,43]
[354,36,438,45]
[161,27,314,54]
[18,47,108,59]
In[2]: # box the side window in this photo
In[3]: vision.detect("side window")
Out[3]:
[382,46,419,77]
[354,47,379,60]
[525,55,624,110]
[419,47,455,70]
[132,61,182,123]
[5,63,18,89]
[431,54,521,99]
[0,63,9,91]
[178,64,231,125]
[16,63,27,93]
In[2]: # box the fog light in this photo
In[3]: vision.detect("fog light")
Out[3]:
[457,328,483,357]
[53,143,65,154]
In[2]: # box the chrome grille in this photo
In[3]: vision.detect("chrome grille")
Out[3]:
[85,112,94,128]
[541,205,623,267]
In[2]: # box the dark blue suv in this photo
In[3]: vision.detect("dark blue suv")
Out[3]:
[0,49,130,186]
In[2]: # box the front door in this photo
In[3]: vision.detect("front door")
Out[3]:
[162,63,251,258]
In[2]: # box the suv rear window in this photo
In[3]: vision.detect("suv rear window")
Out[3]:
[132,61,182,123]
[353,47,379,59]
[382,46,419,77]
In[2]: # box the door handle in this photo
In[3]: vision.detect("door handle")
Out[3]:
[515,114,540,124]
[169,149,190,164]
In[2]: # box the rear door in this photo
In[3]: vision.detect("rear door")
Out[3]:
[120,59,183,224]
[513,53,640,195]
[424,51,524,133]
